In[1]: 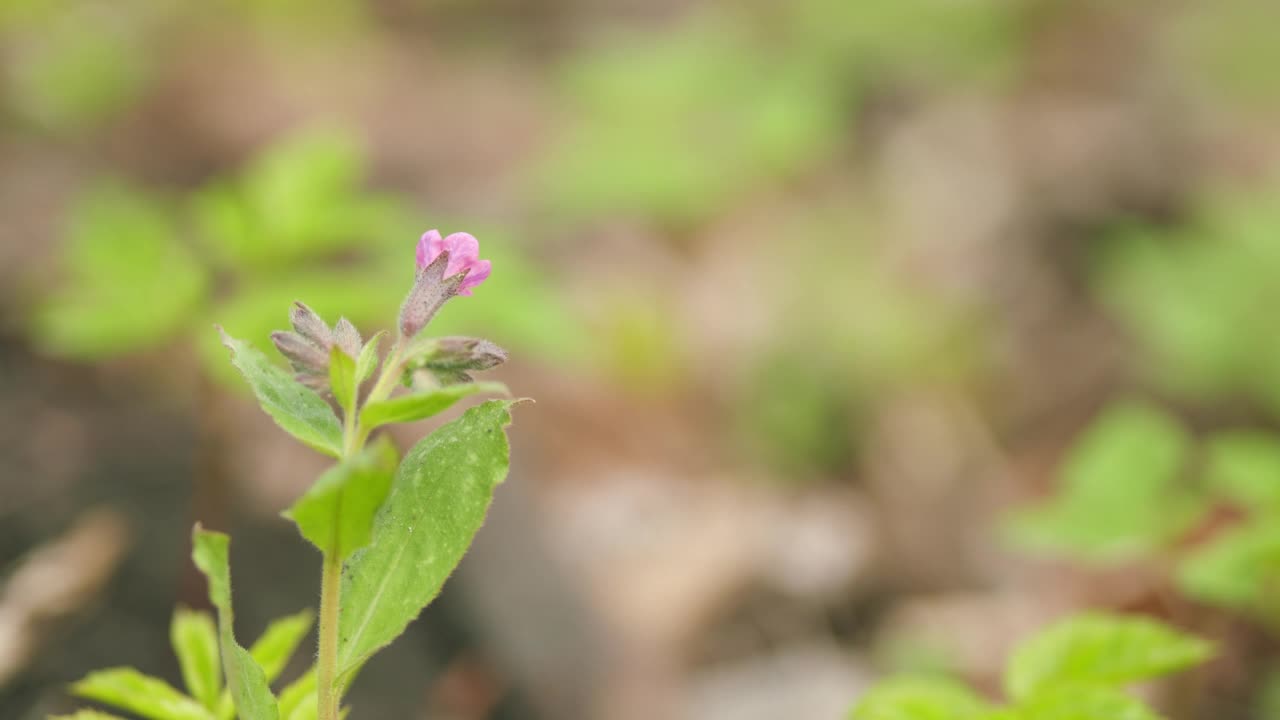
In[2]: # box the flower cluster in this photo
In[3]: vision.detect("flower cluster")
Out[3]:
[274,229,502,398]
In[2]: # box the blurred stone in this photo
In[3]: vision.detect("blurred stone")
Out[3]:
[681,646,873,720]
[0,509,130,688]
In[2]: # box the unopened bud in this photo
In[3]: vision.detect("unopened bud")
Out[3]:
[290,302,332,349]
[295,372,331,392]
[272,331,329,374]
[333,317,362,359]
[430,337,507,371]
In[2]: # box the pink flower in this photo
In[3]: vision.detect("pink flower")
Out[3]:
[415,230,491,296]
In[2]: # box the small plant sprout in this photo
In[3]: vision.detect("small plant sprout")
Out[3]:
[61,232,519,720]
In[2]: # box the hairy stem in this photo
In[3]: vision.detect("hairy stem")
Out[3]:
[317,551,343,720]
[317,339,404,719]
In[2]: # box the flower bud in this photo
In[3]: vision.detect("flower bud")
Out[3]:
[333,317,362,359]
[290,302,332,348]
[429,337,507,371]
[403,335,506,386]
[271,331,329,375]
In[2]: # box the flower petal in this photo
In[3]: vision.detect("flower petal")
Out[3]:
[416,229,443,270]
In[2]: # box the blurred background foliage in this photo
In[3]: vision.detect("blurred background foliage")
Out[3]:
[3,0,1280,718]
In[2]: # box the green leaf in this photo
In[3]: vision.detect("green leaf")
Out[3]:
[277,669,316,720]
[216,611,314,720]
[1005,613,1212,702]
[36,183,209,358]
[218,329,343,457]
[355,332,384,385]
[336,400,517,686]
[249,611,314,683]
[71,668,214,720]
[1011,686,1161,720]
[850,676,994,720]
[1204,432,1280,511]
[171,608,222,711]
[283,437,398,559]
[329,346,357,416]
[1177,521,1280,617]
[1004,402,1202,562]
[192,526,280,720]
[359,382,508,431]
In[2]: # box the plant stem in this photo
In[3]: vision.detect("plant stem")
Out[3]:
[316,339,405,720]
[317,551,343,720]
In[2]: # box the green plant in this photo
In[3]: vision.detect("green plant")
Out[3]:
[850,613,1212,720]
[1097,189,1280,413]
[60,232,519,719]
[1005,399,1280,625]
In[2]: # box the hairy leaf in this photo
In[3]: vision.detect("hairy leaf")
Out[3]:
[71,668,214,720]
[359,382,507,431]
[1005,613,1212,701]
[216,611,314,720]
[336,400,516,687]
[355,332,384,385]
[219,329,342,457]
[284,438,398,559]
[171,607,222,711]
[329,346,357,416]
[192,526,280,720]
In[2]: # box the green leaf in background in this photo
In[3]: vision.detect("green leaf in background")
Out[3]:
[336,400,516,687]
[849,676,995,720]
[329,346,357,417]
[7,10,150,133]
[789,0,1020,87]
[535,13,844,228]
[1004,613,1212,702]
[1204,432,1280,512]
[1011,686,1160,720]
[171,608,222,711]
[359,382,508,431]
[70,668,214,720]
[36,184,209,358]
[191,526,280,720]
[1177,521,1280,618]
[193,128,396,271]
[247,611,314,684]
[1097,193,1280,413]
[283,437,398,560]
[277,669,316,720]
[218,328,343,457]
[1004,402,1203,562]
